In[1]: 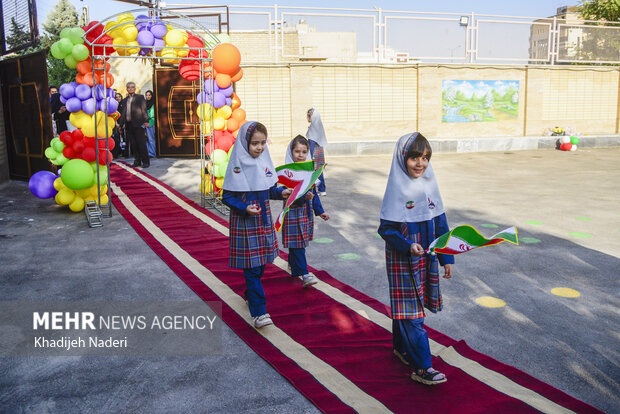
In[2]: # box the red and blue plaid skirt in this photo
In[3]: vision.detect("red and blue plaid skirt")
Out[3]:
[282,201,314,248]
[386,224,442,320]
[229,200,278,269]
[313,145,326,169]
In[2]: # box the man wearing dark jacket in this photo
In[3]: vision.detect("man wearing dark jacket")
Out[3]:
[119,82,150,168]
[50,88,70,135]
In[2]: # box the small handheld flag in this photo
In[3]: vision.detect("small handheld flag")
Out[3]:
[427,225,519,255]
[275,161,324,232]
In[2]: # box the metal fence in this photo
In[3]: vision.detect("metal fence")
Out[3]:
[1,0,39,55]
[167,4,620,65]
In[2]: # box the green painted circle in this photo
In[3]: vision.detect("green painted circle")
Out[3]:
[337,253,361,260]
[520,237,541,244]
[568,232,592,239]
[575,217,592,221]
[313,238,334,244]
[374,233,382,239]
[481,223,499,228]
[526,220,543,226]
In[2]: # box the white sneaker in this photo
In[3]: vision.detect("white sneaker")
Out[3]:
[302,274,318,288]
[318,192,327,196]
[253,313,273,329]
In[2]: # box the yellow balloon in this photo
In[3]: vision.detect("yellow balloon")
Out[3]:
[200,121,213,135]
[113,37,128,55]
[213,117,225,131]
[127,40,139,55]
[53,177,64,191]
[100,194,109,205]
[215,177,224,189]
[69,196,85,212]
[217,105,232,120]
[104,21,119,37]
[165,29,185,47]
[56,187,75,206]
[118,13,134,23]
[77,188,91,198]
[197,103,212,121]
[177,46,189,58]
[81,115,96,138]
[123,25,138,42]
[69,112,84,129]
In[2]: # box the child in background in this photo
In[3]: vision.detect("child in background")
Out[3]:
[222,121,292,329]
[378,132,454,385]
[306,108,327,196]
[282,135,330,287]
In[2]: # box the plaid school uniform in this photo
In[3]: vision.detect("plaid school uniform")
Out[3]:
[282,199,314,248]
[229,197,278,269]
[386,223,442,320]
[312,144,326,169]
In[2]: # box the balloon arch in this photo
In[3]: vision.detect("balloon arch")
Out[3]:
[36,8,246,222]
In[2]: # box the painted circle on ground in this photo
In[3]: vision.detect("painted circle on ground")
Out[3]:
[313,238,334,244]
[526,220,543,225]
[575,217,592,221]
[568,232,592,239]
[550,287,581,298]
[374,233,382,239]
[337,253,361,260]
[481,224,499,228]
[474,296,506,308]
[520,237,541,244]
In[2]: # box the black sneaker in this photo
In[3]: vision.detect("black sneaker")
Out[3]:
[411,367,447,385]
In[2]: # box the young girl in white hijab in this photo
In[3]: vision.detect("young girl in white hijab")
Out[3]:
[282,135,330,288]
[222,121,292,329]
[378,132,454,385]
[306,108,327,195]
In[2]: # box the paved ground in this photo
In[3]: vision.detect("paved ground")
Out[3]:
[1,146,619,413]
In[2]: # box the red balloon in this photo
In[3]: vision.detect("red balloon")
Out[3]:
[98,149,113,165]
[72,141,85,153]
[106,137,115,151]
[560,143,572,151]
[83,137,96,148]
[72,128,84,141]
[179,60,200,81]
[204,140,214,156]
[81,147,96,162]
[62,147,76,159]
[214,130,234,152]
[59,130,73,145]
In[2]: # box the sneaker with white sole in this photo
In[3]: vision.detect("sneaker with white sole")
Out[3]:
[253,313,273,329]
[302,274,318,288]
[411,367,447,385]
[318,192,327,196]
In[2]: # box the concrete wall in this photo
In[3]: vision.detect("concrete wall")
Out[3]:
[235,64,619,145]
[0,84,10,183]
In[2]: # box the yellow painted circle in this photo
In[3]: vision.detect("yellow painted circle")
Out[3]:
[550,287,581,298]
[474,296,506,308]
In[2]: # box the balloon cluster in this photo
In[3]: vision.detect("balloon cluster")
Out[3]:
[50,27,90,69]
[54,159,109,212]
[59,82,118,115]
[557,136,580,152]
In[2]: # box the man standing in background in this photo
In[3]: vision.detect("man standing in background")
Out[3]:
[119,82,150,168]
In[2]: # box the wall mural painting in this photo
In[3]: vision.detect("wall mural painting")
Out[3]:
[442,80,520,123]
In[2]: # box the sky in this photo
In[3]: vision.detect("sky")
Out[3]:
[35,0,574,31]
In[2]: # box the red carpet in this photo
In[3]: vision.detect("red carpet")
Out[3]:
[110,162,600,414]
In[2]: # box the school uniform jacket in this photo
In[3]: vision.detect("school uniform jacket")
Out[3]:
[222,186,285,269]
[378,213,454,319]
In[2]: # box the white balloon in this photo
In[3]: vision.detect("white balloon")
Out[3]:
[570,145,578,151]
[560,136,571,144]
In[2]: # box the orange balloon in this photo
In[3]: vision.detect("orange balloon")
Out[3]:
[76,73,85,84]
[215,73,231,89]
[231,92,241,110]
[83,72,94,87]
[212,43,241,75]
[76,60,90,75]
[232,129,238,138]
[231,108,246,122]
[111,111,120,121]
[105,73,114,88]
[231,67,243,83]
[226,118,239,132]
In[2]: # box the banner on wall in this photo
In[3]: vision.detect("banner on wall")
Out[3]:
[442,80,519,123]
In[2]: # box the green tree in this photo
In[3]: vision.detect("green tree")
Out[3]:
[5,18,32,52]
[575,0,620,63]
[42,0,79,86]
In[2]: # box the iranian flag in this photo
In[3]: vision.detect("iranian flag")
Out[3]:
[274,161,325,232]
[427,225,519,255]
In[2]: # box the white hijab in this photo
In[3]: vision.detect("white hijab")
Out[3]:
[380,133,445,223]
[222,121,278,192]
[306,108,327,147]
[284,136,313,164]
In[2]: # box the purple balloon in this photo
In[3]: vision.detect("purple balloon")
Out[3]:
[225,97,232,107]
[137,30,154,46]
[196,91,207,105]
[204,79,220,93]
[213,92,226,109]
[66,97,82,113]
[75,84,91,100]
[29,171,58,199]
[60,95,67,104]
[82,98,96,115]
[70,82,79,88]
[59,83,75,99]
[153,38,165,52]
[94,84,106,100]
[105,96,119,114]
[107,88,115,98]
[220,84,233,97]
[150,22,167,39]
[135,15,150,31]
[139,48,151,56]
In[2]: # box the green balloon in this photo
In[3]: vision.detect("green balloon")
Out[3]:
[56,154,69,165]
[44,147,58,160]
[50,42,64,59]
[60,27,72,39]
[51,138,65,153]
[570,136,580,145]
[91,165,109,186]
[212,149,228,165]
[57,38,73,56]
[61,159,95,190]
[71,44,89,62]
[64,54,77,69]
[68,27,85,45]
